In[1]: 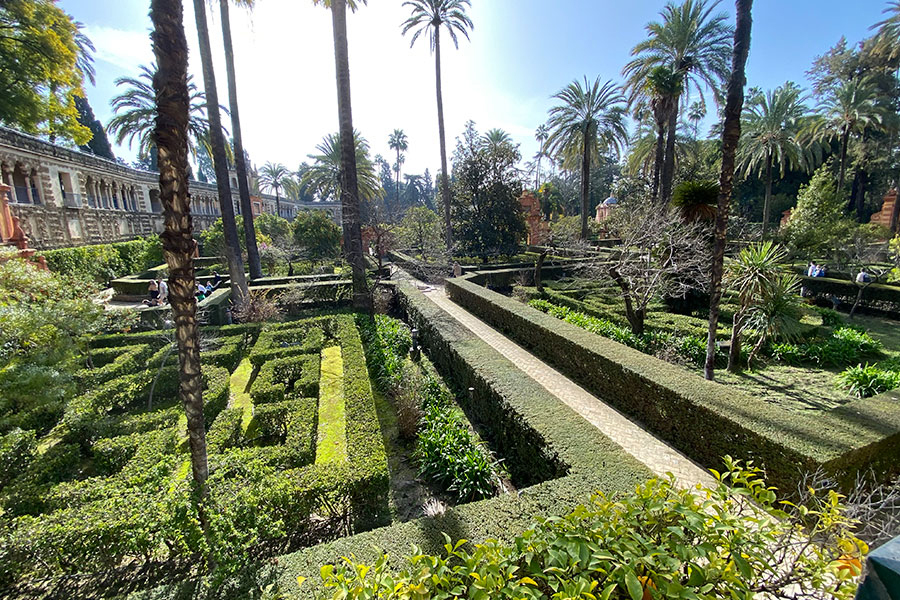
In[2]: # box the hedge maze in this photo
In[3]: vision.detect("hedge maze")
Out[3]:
[0,314,388,586]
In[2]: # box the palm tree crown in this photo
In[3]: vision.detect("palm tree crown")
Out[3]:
[301,131,383,203]
[258,162,290,216]
[623,0,732,106]
[388,129,409,155]
[739,82,811,180]
[401,0,473,50]
[107,64,212,161]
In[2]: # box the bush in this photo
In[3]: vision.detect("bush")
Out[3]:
[836,364,900,399]
[321,459,864,600]
[41,237,163,284]
[813,306,845,327]
[0,428,36,490]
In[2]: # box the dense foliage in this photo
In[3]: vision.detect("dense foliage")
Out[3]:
[451,122,527,259]
[321,459,865,600]
[835,363,900,398]
[292,211,342,261]
[40,236,163,284]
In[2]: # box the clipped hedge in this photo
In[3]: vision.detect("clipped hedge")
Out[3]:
[75,343,155,388]
[41,237,163,285]
[249,398,318,466]
[249,318,333,368]
[802,275,900,308]
[251,354,321,405]
[447,275,900,492]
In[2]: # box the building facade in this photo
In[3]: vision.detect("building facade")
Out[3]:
[0,127,340,250]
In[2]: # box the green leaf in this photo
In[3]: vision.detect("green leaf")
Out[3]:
[625,570,644,600]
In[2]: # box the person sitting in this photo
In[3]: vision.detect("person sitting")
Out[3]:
[211,271,222,289]
[196,282,207,301]
[142,280,160,306]
[807,262,816,277]
[856,269,871,284]
[814,264,826,277]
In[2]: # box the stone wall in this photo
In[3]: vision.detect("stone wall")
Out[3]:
[0,127,341,250]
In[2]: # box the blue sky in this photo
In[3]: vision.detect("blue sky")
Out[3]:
[58,0,889,176]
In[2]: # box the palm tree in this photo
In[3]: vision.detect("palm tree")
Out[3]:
[635,65,683,202]
[704,0,752,381]
[301,131,383,202]
[312,0,370,311]
[546,77,627,240]
[623,0,732,204]
[149,0,210,524]
[738,82,812,234]
[806,77,886,195]
[191,0,249,309]
[388,128,408,217]
[218,0,262,279]
[258,162,290,218]
[402,0,473,249]
[534,124,549,190]
[107,65,212,164]
[687,99,706,139]
[483,128,514,152]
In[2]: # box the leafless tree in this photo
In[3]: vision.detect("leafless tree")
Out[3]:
[576,204,710,335]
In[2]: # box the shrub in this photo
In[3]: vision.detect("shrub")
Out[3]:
[813,306,845,327]
[321,459,865,600]
[836,364,900,399]
[41,237,163,284]
[415,404,496,502]
[0,428,36,490]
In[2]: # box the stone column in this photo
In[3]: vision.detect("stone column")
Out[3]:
[0,183,11,242]
[23,173,34,204]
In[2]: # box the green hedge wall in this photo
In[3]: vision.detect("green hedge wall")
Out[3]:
[802,275,900,307]
[447,275,900,492]
[41,237,163,285]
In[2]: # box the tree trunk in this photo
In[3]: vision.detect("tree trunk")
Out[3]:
[761,150,773,235]
[704,0,753,381]
[395,148,402,219]
[275,189,281,219]
[855,168,868,223]
[838,127,850,194]
[220,0,262,280]
[330,0,371,312]
[535,153,542,191]
[150,0,209,513]
[651,118,666,202]
[580,128,592,240]
[434,27,453,249]
[727,314,743,372]
[192,0,248,310]
[660,103,680,204]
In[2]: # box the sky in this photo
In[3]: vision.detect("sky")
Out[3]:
[58,0,890,179]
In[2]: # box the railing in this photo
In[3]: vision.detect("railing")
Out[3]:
[63,193,83,208]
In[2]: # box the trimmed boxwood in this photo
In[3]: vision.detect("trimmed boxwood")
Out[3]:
[447,275,900,492]
[249,318,334,368]
[75,344,155,388]
[248,398,317,466]
[251,354,321,405]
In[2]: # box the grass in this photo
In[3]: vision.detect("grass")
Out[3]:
[229,357,256,432]
[315,345,347,464]
[519,281,900,412]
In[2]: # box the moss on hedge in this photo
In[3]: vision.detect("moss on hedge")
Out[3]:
[447,275,900,492]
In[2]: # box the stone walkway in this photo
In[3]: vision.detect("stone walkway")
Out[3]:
[420,285,715,489]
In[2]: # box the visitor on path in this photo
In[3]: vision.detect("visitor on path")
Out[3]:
[157,278,168,304]
[196,282,208,301]
[142,280,160,306]
[856,269,871,284]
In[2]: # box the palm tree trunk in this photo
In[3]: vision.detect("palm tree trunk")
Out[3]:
[704,0,753,381]
[854,168,867,223]
[838,127,850,193]
[660,104,679,204]
[762,150,773,235]
[396,148,402,218]
[434,27,453,249]
[192,0,249,310]
[275,189,281,219]
[727,314,743,372]
[150,0,210,515]
[651,119,666,202]
[330,0,371,312]
[220,0,262,280]
[580,128,592,240]
[535,154,542,191]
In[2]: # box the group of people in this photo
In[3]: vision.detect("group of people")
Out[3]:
[143,271,222,305]
[806,263,828,278]
[142,278,168,306]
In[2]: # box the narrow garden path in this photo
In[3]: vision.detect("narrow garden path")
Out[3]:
[420,285,715,489]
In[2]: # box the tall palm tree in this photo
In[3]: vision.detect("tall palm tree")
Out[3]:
[312,0,370,311]
[107,65,212,164]
[258,162,290,218]
[402,0,473,249]
[388,128,408,216]
[806,77,886,194]
[704,0,752,382]
[638,65,683,201]
[546,77,627,240]
[534,124,549,190]
[191,0,249,309]
[149,0,210,522]
[301,131,383,202]
[623,0,732,204]
[687,99,706,138]
[738,82,812,234]
[218,0,262,279]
